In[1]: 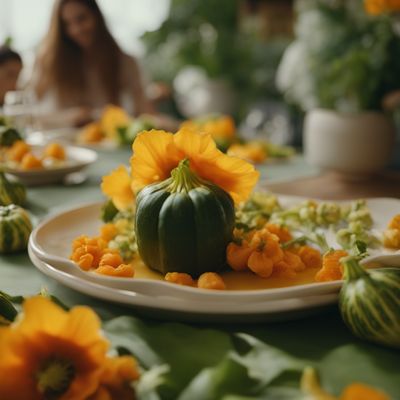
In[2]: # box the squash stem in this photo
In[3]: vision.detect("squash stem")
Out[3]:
[341,256,368,281]
[169,159,203,193]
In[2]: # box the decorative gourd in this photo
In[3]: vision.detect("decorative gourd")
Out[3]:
[0,204,32,253]
[339,256,400,348]
[135,159,235,277]
[0,126,22,147]
[0,172,27,206]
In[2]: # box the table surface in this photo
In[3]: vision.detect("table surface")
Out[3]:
[1,148,399,399]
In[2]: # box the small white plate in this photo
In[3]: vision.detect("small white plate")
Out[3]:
[2,145,97,185]
[28,197,400,321]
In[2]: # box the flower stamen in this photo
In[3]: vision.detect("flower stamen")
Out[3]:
[36,358,75,399]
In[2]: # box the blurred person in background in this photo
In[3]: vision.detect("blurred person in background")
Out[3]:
[0,45,23,107]
[31,0,153,128]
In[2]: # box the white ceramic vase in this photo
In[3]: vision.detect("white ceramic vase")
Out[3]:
[304,109,396,177]
[173,67,236,118]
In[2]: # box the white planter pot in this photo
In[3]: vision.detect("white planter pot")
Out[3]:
[304,109,396,177]
[173,67,236,118]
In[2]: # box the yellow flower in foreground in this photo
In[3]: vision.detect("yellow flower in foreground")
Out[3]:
[130,129,259,204]
[88,356,139,400]
[0,297,139,400]
[365,0,400,14]
[100,105,131,138]
[101,165,135,210]
[227,142,267,164]
[0,296,108,400]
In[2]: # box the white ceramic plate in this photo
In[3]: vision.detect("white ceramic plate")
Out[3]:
[29,248,338,323]
[28,196,400,321]
[2,145,97,185]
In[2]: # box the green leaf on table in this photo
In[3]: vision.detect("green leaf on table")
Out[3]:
[103,316,233,399]
[177,333,308,400]
[178,353,257,400]
[222,386,306,400]
[317,344,400,399]
[231,333,306,387]
[135,364,170,400]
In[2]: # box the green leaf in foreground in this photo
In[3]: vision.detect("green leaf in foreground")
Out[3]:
[221,387,305,400]
[177,333,307,400]
[178,354,256,400]
[318,344,400,398]
[103,316,232,399]
[231,333,306,387]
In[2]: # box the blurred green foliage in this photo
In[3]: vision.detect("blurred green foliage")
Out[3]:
[141,0,290,113]
[281,0,400,111]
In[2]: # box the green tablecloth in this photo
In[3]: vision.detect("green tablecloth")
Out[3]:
[1,149,399,399]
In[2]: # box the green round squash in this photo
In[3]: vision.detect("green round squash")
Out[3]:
[0,204,32,253]
[339,256,400,348]
[135,159,235,277]
[0,126,22,147]
[0,172,27,206]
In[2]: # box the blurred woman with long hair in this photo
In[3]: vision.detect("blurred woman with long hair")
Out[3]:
[32,0,152,127]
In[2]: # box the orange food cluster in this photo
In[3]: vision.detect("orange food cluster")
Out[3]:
[340,382,390,400]
[383,214,400,249]
[181,115,236,140]
[70,234,134,278]
[43,142,66,160]
[314,249,348,282]
[165,271,226,290]
[227,142,267,164]
[227,226,321,279]
[364,0,400,15]
[79,105,131,143]
[80,122,104,143]
[5,140,66,170]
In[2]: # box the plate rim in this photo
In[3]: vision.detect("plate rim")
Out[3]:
[29,200,347,301]
[1,145,98,176]
[29,245,338,316]
[29,196,400,303]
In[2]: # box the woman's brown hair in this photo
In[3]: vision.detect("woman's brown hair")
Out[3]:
[35,0,121,106]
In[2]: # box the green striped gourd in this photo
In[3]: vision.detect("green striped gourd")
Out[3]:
[135,159,235,277]
[0,204,32,253]
[0,292,18,322]
[339,256,400,348]
[0,172,27,206]
[0,126,22,147]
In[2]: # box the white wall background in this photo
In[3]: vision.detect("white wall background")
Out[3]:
[0,0,170,56]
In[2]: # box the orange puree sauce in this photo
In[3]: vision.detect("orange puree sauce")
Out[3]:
[132,258,319,291]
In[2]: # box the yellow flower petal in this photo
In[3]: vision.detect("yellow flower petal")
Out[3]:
[17,296,68,337]
[130,128,258,203]
[87,356,138,400]
[130,130,182,189]
[101,165,135,210]
[174,128,259,203]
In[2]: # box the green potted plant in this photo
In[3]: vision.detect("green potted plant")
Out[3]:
[277,0,400,177]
